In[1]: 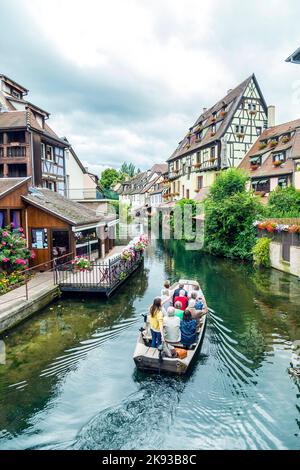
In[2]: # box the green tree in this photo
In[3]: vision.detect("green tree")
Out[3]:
[266,186,300,217]
[120,162,136,178]
[99,168,120,189]
[204,169,263,260]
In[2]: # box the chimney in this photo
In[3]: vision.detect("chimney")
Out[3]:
[203,107,207,113]
[227,89,233,95]
[267,105,275,127]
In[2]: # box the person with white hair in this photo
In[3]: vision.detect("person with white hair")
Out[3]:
[174,289,188,311]
[163,306,181,343]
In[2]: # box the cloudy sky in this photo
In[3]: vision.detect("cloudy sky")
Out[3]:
[1,0,300,175]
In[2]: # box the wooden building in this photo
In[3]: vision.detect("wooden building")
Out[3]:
[0,178,117,268]
[0,74,68,194]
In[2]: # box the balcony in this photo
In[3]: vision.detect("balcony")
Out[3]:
[0,145,28,159]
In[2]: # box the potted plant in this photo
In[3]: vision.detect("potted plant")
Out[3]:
[281,135,290,144]
[269,139,278,148]
[120,249,133,262]
[193,162,201,169]
[220,110,226,117]
[72,256,92,272]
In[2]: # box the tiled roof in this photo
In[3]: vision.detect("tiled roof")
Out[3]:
[239,119,300,178]
[22,188,103,226]
[168,74,263,162]
[0,177,31,199]
[151,163,168,174]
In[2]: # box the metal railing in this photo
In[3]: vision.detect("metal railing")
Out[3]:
[54,251,144,294]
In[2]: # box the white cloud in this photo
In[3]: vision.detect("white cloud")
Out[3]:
[3,0,300,175]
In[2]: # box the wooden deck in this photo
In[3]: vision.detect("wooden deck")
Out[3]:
[54,251,144,296]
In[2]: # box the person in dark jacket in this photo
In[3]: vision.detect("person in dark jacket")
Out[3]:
[180,309,197,348]
[172,283,188,304]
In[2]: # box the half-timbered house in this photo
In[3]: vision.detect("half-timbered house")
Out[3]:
[166,74,270,202]
[239,118,300,196]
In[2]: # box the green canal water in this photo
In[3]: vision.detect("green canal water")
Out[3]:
[0,239,300,450]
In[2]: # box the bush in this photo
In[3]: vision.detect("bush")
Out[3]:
[266,186,300,217]
[204,168,263,260]
[0,224,35,274]
[252,237,271,267]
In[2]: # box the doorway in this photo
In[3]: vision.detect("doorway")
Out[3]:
[52,230,70,262]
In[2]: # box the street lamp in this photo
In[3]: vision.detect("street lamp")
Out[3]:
[285,47,300,64]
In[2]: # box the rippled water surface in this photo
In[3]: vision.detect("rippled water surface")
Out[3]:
[0,239,300,450]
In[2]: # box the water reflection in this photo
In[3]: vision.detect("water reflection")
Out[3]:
[0,239,300,450]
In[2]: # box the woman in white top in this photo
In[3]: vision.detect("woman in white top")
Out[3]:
[163,306,181,343]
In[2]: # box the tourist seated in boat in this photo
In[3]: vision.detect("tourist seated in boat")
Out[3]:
[149,297,165,348]
[172,283,188,303]
[180,309,197,348]
[174,289,188,311]
[161,280,171,298]
[174,301,184,320]
[163,306,181,343]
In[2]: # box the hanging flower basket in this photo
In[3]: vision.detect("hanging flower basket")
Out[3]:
[269,140,278,148]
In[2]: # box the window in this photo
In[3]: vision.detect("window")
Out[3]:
[0,210,5,228]
[10,210,21,229]
[252,179,270,193]
[196,152,201,164]
[7,147,26,157]
[182,185,185,198]
[11,90,21,99]
[256,127,262,136]
[273,152,286,163]
[45,145,53,160]
[32,228,48,249]
[248,103,256,111]
[278,176,288,188]
[197,176,203,189]
[196,132,202,141]
[186,189,190,199]
[282,232,292,262]
[235,125,245,134]
[7,164,27,177]
[210,147,215,158]
[43,180,56,191]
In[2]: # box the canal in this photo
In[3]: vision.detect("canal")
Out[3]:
[0,239,299,450]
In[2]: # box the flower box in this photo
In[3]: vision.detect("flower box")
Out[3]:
[194,189,200,193]
[249,110,257,115]
[273,160,282,167]
[193,163,201,168]
[251,164,259,170]
[259,142,267,150]
[210,132,216,137]
[269,140,278,148]
[220,111,226,117]
[236,132,245,138]
[281,136,290,144]
[174,192,180,196]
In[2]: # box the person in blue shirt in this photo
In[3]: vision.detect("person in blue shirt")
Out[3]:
[180,309,197,348]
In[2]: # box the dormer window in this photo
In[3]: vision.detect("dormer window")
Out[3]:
[273,152,286,163]
[11,90,21,99]
[196,131,202,141]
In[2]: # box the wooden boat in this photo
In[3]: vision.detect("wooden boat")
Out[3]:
[133,279,207,375]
